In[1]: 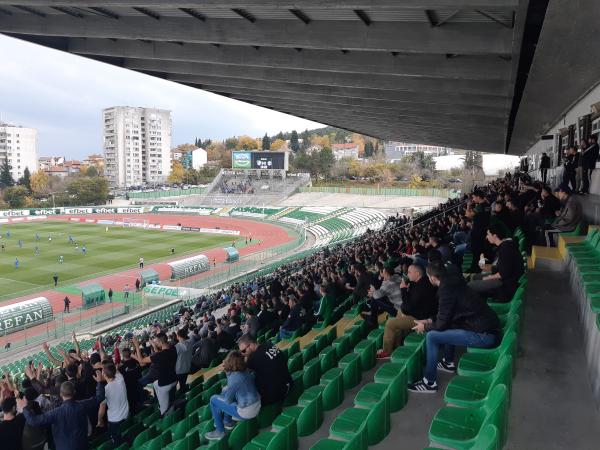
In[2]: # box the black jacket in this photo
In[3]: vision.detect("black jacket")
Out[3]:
[494,238,524,302]
[540,154,551,169]
[400,276,438,320]
[426,273,499,334]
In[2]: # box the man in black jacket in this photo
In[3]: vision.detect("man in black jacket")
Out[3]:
[409,261,499,393]
[278,295,303,340]
[540,152,551,185]
[376,264,438,359]
[468,224,524,302]
[582,135,599,194]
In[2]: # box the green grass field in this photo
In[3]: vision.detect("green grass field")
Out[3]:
[0,221,234,301]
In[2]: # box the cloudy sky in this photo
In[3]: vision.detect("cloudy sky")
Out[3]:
[0,34,324,160]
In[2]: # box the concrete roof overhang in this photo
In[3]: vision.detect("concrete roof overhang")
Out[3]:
[0,1,562,154]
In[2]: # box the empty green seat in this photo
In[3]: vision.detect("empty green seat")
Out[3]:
[132,427,159,449]
[374,362,408,412]
[185,394,204,416]
[353,383,390,444]
[445,355,513,409]
[330,397,387,446]
[171,414,200,441]
[391,345,421,383]
[302,343,318,364]
[166,432,200,450]
[338,352,361,389]
[353,339,376,371]
[256,402,282,429]
[332,335,351,360]
[243,414,297,450]
[287,341,300,357]
[228,418,259,450]
[366,328,384,349]
[303,357,322,389]
[143,430,172,450]
[429,384,508,450]
[315,367,344,410]
[319,346,337,373]
[157,408,183,432]
[281,387,323,436]
[288,353,304,373]
[284,371,304,407]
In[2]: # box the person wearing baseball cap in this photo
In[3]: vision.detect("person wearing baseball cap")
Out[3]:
[544,183,583,246]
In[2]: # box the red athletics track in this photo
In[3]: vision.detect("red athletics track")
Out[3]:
[0,214,294,347]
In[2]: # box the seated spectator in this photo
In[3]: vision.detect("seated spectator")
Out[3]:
[428,236,452,264]
[0,397,25,450]
[409,261,500,393]
[242,308,261,339]
[469,224,524,302]
[205,351,261,441]
[238,335,292,406]
[192,331,218,371]
[376,264,438,359]
[544,184,583,246]
[314,284,335,326]
[278,295,303,340]
[19,381,102,450]
[361,267,403,327]
[97,363,129,446]
[216,321,235,351]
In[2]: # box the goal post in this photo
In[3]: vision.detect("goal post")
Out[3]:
[122,217,149,229]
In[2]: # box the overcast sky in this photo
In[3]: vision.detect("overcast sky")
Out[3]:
[0,34,324,160]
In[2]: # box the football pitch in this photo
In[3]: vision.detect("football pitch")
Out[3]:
[0,221,235,301]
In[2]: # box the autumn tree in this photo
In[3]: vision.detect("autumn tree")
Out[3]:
[66,177,109,205]
[270,139,286,150]
[168,160,185,184]
[236,135,258,150]
[0,158,14,188]
[17,167,31,191]
[3,185,29,208]
[30,169,50,196]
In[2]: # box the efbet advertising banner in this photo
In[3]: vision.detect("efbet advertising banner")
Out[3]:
[232,151,252,169]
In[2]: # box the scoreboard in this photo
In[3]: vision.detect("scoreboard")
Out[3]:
[232,151,289,171]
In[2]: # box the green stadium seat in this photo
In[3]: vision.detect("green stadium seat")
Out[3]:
[157,408,183,432]
[287,341,300,358]
[353,339,376,371]
[330,397,387,446]
[314,367,344,411]
[284,371,304,407]
[243,414,297,450]
[166,432,200,450]
[458,332,517,377]
[256,402,282,429]
[374,362,408,412]
[423,424,499,450]
[353,383,391,442]
[302,357,322,389]
[228,418,259,450]
[366,328,384,349]
[281,387,323,436]
[338,352,361,389]
[171,414,200,442]
[318,347,337,374]
[391,345,421,384]
[287,353,304,373]
[186,419,214,442]
[132,426,159,449]
[197,404,212,422]
[143,430,172,450]
[185,394,204,416]
[332,335,351,360]
[445,355,513,409]
[315,334,329,354]
[429,384,508,450]
[302,343,317,364]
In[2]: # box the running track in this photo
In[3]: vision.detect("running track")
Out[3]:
[0,214,294,347]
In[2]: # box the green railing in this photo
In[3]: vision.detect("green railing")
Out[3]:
[127,186,206,199]
[299,186,459,198]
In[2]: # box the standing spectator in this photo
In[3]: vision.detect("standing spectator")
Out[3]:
[540,152,551,185]
[53,273,58,287]
[63,297,70,314]
[139,257,144,269]
[175,329,193,392]
[97,364,129,446]
[582,136,598,194]
[205,351,261,441]
[123,284,130,300]
[132,334,177,415]
[135,278,141,292]
[18,381,102,450]
[563,146,578,192]
[0,397,25,450]
[21,388,48,450]
[118,347,141,410]
[108,288,113,303]
[238,335,292,406]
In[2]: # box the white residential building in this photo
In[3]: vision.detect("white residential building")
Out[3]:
[191,148,208,170]
[0,122,38,181]
[102,107,172,187]
[384,141,453,162]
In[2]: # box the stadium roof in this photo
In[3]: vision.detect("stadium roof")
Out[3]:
[1,1,595,155]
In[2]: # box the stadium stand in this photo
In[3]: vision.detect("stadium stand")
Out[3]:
[4,171,600,450]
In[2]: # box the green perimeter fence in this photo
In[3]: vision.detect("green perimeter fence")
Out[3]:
[127,187,206,199]
[0,220,305,353]
[300,186,459,198]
